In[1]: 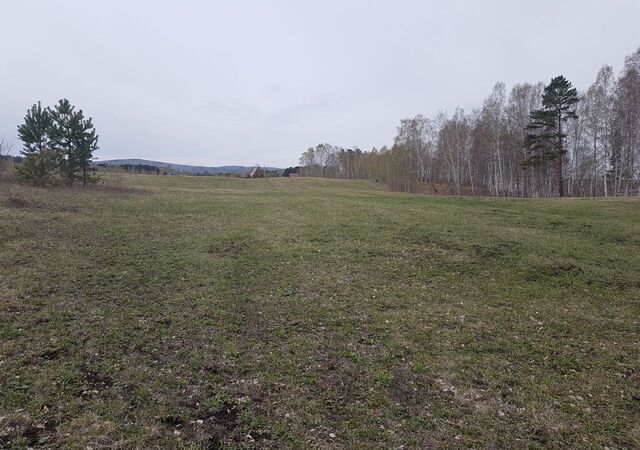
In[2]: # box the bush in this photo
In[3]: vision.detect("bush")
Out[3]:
[0,138,15,183]
[16,150,65,186]
[0,159,15,183]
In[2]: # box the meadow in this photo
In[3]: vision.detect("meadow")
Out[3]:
[1,174,639,449]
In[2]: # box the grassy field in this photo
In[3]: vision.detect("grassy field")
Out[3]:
[1,174,639,449]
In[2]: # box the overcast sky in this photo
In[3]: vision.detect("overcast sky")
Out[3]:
[1,1,639,167]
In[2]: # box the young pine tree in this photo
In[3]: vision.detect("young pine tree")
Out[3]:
[16,102,59,184]
[49,99,99,184]
[48,99,78,182]
[17,101,53,156]
[70,114,99,185]
[524,75,579,197]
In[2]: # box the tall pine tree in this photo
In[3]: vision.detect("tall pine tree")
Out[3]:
[17,102,53,156]
[48,99,78,181]
[524,76,579,197]
[70,114,99,185]
[49,99,99,184]
[16,102,58,184]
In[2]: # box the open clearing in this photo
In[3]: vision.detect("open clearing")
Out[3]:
[1,174,639,449]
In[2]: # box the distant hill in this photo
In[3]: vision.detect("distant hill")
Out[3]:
[96,159,282,175]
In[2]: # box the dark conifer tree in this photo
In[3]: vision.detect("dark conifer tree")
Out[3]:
[49,99,99,184]
[69,114,99,185]
[16,102,58,184]
[48,99,79,181]
[524,76,579,197]
[17,102,53,156]
[17,99,99,185]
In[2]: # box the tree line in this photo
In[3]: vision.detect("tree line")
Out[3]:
[299,47,640,197]
[16,99,99,185]
[97,163,163,175]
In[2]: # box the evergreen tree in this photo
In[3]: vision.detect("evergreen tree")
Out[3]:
[16,99,100,185]
[16,148,60,185]
[524,75,579,197]
[17,102,53,156]
[48,99,78,181]
[69,114,99,185]
[16,102,58,184]
[49,99,99,184]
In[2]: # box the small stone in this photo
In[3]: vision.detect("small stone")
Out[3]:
[329,433,336,438]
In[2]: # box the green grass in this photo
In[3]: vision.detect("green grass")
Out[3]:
[1,173,639,449]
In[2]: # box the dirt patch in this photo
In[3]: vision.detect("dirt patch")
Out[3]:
[81,367,114,390]
[3,195,81,213]
[189,401,241,448]
[0,418,57,448]
[40,348,64,361]
[207,238,250,257]
[4,197,43,209]
[471,241,517,260]
[205,435,222,449]
[210,402,239,430]
[524,262,583,281]
[159,415,185,427]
